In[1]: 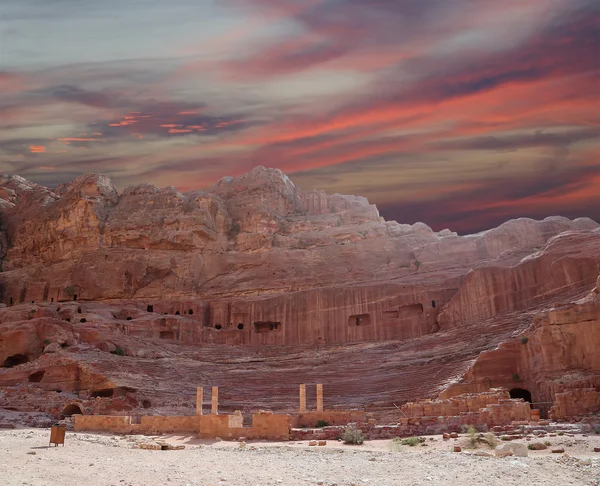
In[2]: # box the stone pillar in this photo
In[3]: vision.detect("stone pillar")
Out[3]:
[316,383,323,412]
[299,384,307,413]
[196,387,203,415]
[211,386,219,415]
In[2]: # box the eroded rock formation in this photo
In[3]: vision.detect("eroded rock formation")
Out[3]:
[0,167,598,423]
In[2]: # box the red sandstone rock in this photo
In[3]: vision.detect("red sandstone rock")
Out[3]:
[0,168,599,424]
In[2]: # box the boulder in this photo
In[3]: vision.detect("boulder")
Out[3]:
[528,442,548,450]
[495,443,528,457]
[43,343,62,354]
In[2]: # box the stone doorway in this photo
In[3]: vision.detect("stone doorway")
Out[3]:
[509,388,532,403]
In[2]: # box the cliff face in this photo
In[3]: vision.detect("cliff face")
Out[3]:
[0,167,598,420]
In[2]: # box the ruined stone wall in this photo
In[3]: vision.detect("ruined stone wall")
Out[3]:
[402,389,510,417]
[140,415,200,434]
[291,411,367,428]
[75,412,291,440]
[400,390,535,427]
[549,388,600,421]
[74,415,131,433]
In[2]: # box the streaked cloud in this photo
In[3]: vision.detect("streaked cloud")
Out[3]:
[0,0,598,233]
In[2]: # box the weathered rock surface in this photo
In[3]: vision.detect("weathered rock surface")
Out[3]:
[0,167,599,421]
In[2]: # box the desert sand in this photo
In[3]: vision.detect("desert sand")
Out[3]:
[1,428,599,486]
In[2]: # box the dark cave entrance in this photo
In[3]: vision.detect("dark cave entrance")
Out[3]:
[28,371,45,383]
[91,388,115,398]
[3,354,29,368]
[62,404,84,417]
[509,388,532,403]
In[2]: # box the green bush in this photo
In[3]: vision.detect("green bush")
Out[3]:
[466,426,479,448]
[315,420,329,428]
[111,347,125,356]
[44,339,51,345]
[400,437,423,447]
[484,433,498,449]
[512,373,521,382]
[544,440,552,446]
[342,427,364,445]
[520,337,529,344]
[64,286,75,297]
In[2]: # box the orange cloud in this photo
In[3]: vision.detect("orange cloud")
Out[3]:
[29,145,46,153]
[168,128,193,133]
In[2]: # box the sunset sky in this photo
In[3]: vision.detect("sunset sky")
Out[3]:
[0,0,598,233]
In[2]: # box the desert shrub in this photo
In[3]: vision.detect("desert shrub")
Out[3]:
[44,339,51,345]
[315,420,329,428]
[401,437,424,447]
[465,426,479,448]
[520,337,529,344]
[557,431,564,436]
[527,444,536,450]
[342,427,364,445]
[594,426,600,435]
[111,347,125,356]
[64,286,75,297]
[484,433,498,449]
[544,440,552,446]
[512,373,521,382]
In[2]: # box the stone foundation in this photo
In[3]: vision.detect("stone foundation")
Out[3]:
[550,388,600,420]
[401,389,536,426]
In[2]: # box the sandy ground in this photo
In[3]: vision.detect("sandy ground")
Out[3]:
[1,428,599,486]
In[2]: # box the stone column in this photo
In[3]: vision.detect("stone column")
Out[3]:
[211,386,219,415]
[299,384,307,413]
[196,387,203,415]
[316,383,323,412]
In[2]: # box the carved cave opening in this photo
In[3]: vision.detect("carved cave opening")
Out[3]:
[147,305,153,312]
[160,330,175,340]
[142,399,151,409]
[175,311,180,315]
[237,323,244,330]
[188,309,193,315]
[348,314,371,326]
[80,318,86,323]
[73,294,77,301]
[254,321,281,333]
[28,371,45,383]
[509,388,532,404]
[215,324,222,330]
[3,354,29,368]
[398,303,424,318]
[62,404,84,417]
[91,388,115,398]
[432,300,436,308]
